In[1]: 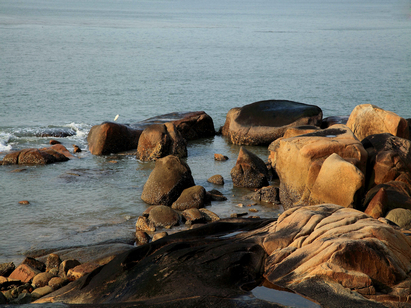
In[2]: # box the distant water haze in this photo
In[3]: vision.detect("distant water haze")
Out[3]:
[0,0,410,263]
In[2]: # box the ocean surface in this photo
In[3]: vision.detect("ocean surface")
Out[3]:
[1,0,410,266]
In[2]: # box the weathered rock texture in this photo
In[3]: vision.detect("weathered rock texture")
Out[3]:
[136,123,187,161]
[262,204,411,306]
[347,104,409,141]
[269,125,368,210]
[362,133,411,190]
[231,147,269,188]
[222,100,322,145]
[141,155,195,206]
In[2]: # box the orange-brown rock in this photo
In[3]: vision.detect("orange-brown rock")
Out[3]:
[42,144,75,159]
[8,264,40,283]
[362,133,411,190]
[346,104,409,141]
[87,122,142,155]
[230,147,269,188]
[263,204,411,297]
[269,125,368,209]
[364,187,388,218]
[363,181,411,213]
[214,153,228,161]
[136,123,187,161]
[67,262,101,281]
[222,100,322,145]
[282,125,319,139]
[2,147,70,165]
[135,216,156,232]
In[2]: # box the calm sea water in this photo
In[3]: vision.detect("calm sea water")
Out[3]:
[0,0,410,264]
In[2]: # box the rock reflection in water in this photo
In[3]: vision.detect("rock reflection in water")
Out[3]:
[251,280,321,308]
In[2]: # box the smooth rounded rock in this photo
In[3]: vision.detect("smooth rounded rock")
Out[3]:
[171,185,206,210]
[148,205,180,229]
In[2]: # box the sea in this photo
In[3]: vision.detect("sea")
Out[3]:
[1,0,410,268]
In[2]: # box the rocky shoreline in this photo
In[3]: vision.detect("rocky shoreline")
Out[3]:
[2,100,411,307]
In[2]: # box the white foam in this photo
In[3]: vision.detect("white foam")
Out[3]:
[0,132,13,152]
[65,122,91,138]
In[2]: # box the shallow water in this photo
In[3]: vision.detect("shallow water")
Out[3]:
[1,0,410,263]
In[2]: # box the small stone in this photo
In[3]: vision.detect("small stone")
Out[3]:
[199,208,220,222]
[72,144,82,153]
[32,272,54,288]
[182,208,205,225]
[67,263,100,281]
[206,189,227,201]
[108,160,117,163]
[237,204,244,207]
[31,285,54,299]
[207,175,224,185]
[59,259,81,279]
[22,257,45,272]
[18,200,30,205]
[49,139,61,145]
[46,253,61,272]
[249,208,258,213]
[152,232,168,241]
[0,262,15,277]
[230,212,248,218]
[48,276,68,290]
[10,168,27,173]
[135,231,150,246]
[136,216,156,232]
[9,264,40,283]
[214,154,229,161]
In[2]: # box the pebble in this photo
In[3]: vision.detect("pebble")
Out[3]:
[18,200,30,205]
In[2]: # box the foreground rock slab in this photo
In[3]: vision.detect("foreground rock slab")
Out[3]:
[2,145,71,165]
[263,204,411,307]
[222,100,322,145]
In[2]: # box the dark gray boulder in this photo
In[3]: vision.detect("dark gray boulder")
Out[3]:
[222,100,322,145]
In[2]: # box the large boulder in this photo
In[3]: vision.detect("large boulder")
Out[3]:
[135,111,215,141]
[222,100,322,145]
[263,204,411,305]
[87,122,142,155]
[2,146,70,165]
[230,147,269,188]
[136,123,187,161]
[346,104,409,141]
[141,155,195,206]
[362,133,411,190]
[269,125,368,210]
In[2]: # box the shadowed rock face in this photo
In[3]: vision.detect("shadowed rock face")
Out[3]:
[222,100,322,146]
[34,219,275,306]
[34,206,411,307]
